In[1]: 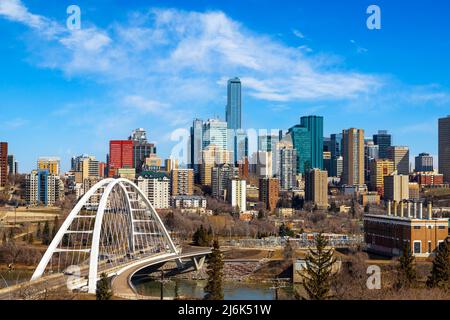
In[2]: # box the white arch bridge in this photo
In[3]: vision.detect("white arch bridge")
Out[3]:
[30,178,211,295]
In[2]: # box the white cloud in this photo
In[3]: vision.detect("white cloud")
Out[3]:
[292,29,305,39]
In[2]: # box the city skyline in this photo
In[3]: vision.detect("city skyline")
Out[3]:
[1,0,450,172]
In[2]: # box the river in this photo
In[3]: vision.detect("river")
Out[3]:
[133,278,294,300]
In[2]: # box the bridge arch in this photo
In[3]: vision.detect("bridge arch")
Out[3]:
[31,178,179,294]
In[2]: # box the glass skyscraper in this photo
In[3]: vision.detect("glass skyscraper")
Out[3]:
[189,119,204,173]
[226,77,242,130]
[288,115,323,174]
[373,130,392,159]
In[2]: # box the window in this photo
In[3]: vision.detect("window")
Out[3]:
[428,241,432,254]
[413,241,421,254]
[413,226,421,230]
[438,226,446,229]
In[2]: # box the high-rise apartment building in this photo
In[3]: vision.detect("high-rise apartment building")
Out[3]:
[37,157,61,176]
[277,134,297,191]
[129,128,156,173]
[305,169,328,209]
[256,151,273,178]
[370,159,395,196]
[136,175,170,209]
[259,177,279,212]
[226,77,242,130]
[384,173,409,202]
[342,128,365,186]
[228,178,246,212]
[72,155,100,181]
[212,164,239,200]
[288,116,323,174]
[415,153,434,172]
[109,140,134,177]
[170,168,194,196]
[373,130,392,159]
[387,146,410,175]
[26,169,64,206]
[0,142,7,188]
[331,156,343,178]
[438,116,450,183]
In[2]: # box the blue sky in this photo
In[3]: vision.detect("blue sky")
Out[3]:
[0,0,449,172]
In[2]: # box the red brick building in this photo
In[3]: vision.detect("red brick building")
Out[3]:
[412,172,445,187]
[259,177,279,212]
[108,140,134,177]
[364,202,449,257]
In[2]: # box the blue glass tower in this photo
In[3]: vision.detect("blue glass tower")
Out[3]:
[226,77,242,130]
[288,116,324,174]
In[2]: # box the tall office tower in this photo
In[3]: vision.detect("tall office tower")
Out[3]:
[212,164,239,200]
[164,158,179,173]
[373,130,392,159]
[259,177,279,212]
[7,154,17,175]
[170,168,194,196]
[37,157,61,176]
[323,151,332,175]
[258,133,279,176]
[0,142,7,188]
[136,175,170,209]
[387,146,410,175]
[370,159,395,196]
[228,178,247,212]
[364,139,379,184]
[129,128,156,174]
[109,140,134,177]
[305,169,329,209]
[189,118,203,174]
[323,137,332,152]
[277,134,297,191]
[415,153,434,172]
[438,115,450,183]
[202,118,228,151]
[330,133,343,158]
[234,130,248,164]
[384,173,409,202]
[331,156,343,178]
[26,169,64,206]
[342,128,365,186]
[200,145,233,186]
[226,77,242,130]
[288,115,323,174]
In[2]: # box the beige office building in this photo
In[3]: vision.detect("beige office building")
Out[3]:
[342,128,364,186]
[200,145,232,186]
[370,159,395,196]
[387,146,410,175]
[384,173,409,202]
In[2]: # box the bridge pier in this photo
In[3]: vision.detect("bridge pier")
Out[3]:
[192,256,206,271]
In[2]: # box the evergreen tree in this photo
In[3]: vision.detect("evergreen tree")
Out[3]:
[192,225,212,247]
[8,228,15,241]
[283,240,294,261]
[204,240,224,300]
[52,216,59,240]
[1,232,6,244]
[27,232,34,245]
[397,243,416,288]
[36,222,42,239]
[96,273,113,300]
[302,233,336,300]
[427,239,450,290]
[42,221,51,245]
